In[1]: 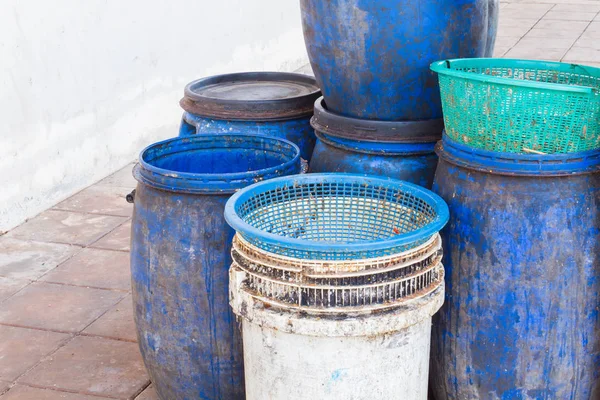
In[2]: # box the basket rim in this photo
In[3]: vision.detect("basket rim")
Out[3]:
[430,58,600,95]
[224,173,450,254]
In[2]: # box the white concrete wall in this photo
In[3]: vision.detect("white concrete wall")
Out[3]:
[0,0,309,232]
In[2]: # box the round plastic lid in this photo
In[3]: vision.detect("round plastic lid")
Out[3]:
[180,72,321,121]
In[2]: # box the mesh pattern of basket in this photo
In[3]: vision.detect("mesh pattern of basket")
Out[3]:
[224,174,449,261]
[431,58,600,154]
[230,234,444,314]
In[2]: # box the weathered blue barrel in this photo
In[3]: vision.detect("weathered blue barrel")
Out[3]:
[130,134,301,400]
[179,72,320,161]
[308,97,441,188]
[300,0,499,121]
[430,135,600,399]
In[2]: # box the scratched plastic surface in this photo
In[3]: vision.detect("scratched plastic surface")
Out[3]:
[300,0,499,120]
[130,135,300,400]
[309,132,438,189]
[430,135,600,399]
[180,112,316,161]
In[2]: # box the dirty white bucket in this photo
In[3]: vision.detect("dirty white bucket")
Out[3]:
[224,174,449,400]
[229,234,444,400]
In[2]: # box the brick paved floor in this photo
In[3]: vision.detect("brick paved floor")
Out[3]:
[1,2,600,399]
[0,163,157,399]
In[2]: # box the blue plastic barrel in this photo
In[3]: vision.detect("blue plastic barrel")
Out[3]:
[300,0,499,121]
[130,134,301,400]
[179,72,320,161]
[308,98,441,188]
[430,135,600,399]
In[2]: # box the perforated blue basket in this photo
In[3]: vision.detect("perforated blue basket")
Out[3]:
[224,174,449,261]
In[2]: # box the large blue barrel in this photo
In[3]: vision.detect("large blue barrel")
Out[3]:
[300,0,499,121]
[308,97,441,188]
[130,134,301,400]
[179,72,320,161]
[430,135,600,399]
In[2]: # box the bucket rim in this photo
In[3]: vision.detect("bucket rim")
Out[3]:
[134,134,301,194]
[224,173,450,255]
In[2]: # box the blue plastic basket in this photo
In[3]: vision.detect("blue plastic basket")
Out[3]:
[224,174,449,260]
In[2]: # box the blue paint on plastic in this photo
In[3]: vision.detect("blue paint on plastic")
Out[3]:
[130,134,300,400]
[437,133,600,175]
[300,0,499,120]
[179,112,316,161]
[430,135,600,399]
[309,131,439,188]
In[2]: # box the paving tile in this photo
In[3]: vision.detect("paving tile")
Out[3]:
[502,3,554,19]
[494,45,511,58]
[523,0,598,4]
[0,381,11,394]
[97,163,137,188]
[495,36,522,49]
[0,238,80,280]
[0,385,104,399]
[53,186,133,217]
[587,21,600,32]
[135,385,158,400]
[497,25,534,37]
[535,19,591,31]
[573,30,600,48]
[0,277,29,303]
[525,28,586,40]
[552,3,600,13]
[0,325,70,381]
[516,36,578,49]
[90,221,131,252]
[5,210,128,247]
[40,248,130,291]
[19,336,149,399]
[544,10,597,21]
[564,46,600,63]
[504,45,567,61]
[0,282,124,333]
[83,295,137,342]
[498,17,539,28]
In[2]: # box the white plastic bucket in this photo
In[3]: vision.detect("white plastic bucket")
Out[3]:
[230,262,444,400]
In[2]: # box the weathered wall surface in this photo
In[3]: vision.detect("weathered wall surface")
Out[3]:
[0,0,308,232]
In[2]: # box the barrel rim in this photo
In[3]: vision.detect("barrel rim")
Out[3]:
[314,130,437,156]
[224,173,450,255]
[180,72,321,121]
[134,134,301,194]
[310,97,444,143]
[437,133,600,176]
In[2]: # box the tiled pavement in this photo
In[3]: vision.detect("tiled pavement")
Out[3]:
[1,3,600,399]
[497,0,600,64]
[0,163,157,399]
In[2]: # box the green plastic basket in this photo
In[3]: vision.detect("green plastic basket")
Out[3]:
[431,58,600,154]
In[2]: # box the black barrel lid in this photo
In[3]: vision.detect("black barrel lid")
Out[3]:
[180,72,321,121]
[311,97,444,143]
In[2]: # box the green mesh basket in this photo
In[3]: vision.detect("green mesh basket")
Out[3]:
[431,58,600,154]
